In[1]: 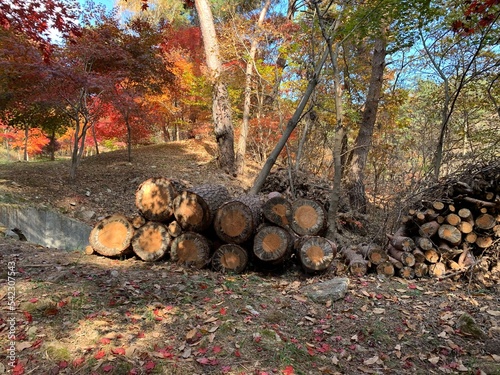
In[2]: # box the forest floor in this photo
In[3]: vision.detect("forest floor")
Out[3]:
[0,139,499,375]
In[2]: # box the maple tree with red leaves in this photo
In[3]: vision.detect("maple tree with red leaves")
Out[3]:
[0,0,81,60]
[451,0,500,34]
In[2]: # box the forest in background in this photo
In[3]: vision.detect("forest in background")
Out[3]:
[1,0,499,214]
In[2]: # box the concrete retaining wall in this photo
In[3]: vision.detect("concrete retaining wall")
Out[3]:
[0,203,91,251]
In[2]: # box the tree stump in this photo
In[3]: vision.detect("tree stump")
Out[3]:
[262,195,293,228]
[253,226,293,264]
[173,184,231,232]
[211,244,249,274]
[170,232,211,269]
[290,198,327,236]
[135,177,179,222]
[296,236,337,272]
[89,214,134,257]
[213,195,262,244]
[131,222,171,262]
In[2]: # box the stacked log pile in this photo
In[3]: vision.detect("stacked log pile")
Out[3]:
[87,161,498,284]
[87,177,337,275]
[350,162,499,285]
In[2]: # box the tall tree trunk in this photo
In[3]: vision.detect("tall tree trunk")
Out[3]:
[92,123,100,155]
[195,0,235,172]
[235,0,272,175]
[125,112,132,162]
[345,34,386,213]
[23,124,29,161]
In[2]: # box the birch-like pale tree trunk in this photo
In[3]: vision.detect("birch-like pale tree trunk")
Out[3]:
[195,0,235,172]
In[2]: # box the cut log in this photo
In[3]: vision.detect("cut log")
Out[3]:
[458,248,475,268]
[445,213,461,226]
[290,198,327,236]
[414,211,426,223]
[131,222,171,262]
[428,262,446,278]
[386,234,415,252]
[418,221,440,237]
[424,248,440,263]
[213,195,262,244]
[359,243,388,265]
[211,244,249,274]
[89,214,134,257]
[475,236,493,249]
[262,195,293,228]
[414,263,429,278]
[399,266,415,279]
[475,213,496,230]
[341,245,368,276]
[412,248,426,263]
[465,232,477,243]
[170,232,211,269]
[167,221,183,237]
[457,221,473,234]
[135,177,179,221]
[84,245,95,255]
[387,245,415,267]
[297,236,337,273]
[173,185,231,232]
[129,214,146,229]
[458,208,473,221]
[438,224,462,246]
[375,261,395,277]
[388,255,403,270]
[414,236,433,251]
[253,226,293,264]
[431,201,445,211]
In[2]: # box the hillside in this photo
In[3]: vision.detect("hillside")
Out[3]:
[0,141,499,375]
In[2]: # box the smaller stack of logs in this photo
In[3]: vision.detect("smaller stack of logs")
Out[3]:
[87,177,337,275]
[336,193,499,283]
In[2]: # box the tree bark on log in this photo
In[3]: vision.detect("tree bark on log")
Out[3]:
[167,221,183,237]
[135,177,179,222]
[341,245,368,276]
[375,261,395,277]
[262,195,292,228]
[386,234,415,252]
[89,214,134,257]
[253,226,292,264]
[358,243,388,265]
[418,221,440,237]
[173,184,231,232]
[170,232,211,269]
[290,198,327,236]
[438,224,462,246]
[211,244,249,274]
[131,222,171,262]
[414,262,429,278]
[387,245,415,267]
[213,195,262,244]
[296,236,337,273]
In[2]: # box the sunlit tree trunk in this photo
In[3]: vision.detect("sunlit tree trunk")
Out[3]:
[235,0,272,175]
[195,0,235,172]
[23,124,29,161]
[345,33,386,214]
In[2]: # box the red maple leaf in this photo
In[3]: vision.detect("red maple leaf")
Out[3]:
[112,347,126,355]
[100,338,111,345]
[212,345,222,354]
[282,365,295,375]
[219,307,227,315]
[23,311,33,322]
[102,364,114,372]
[58,361,68,369]
[94,350,106,360]
[72,357,85,367]
[12,363,24,375]
[29,298,38,303]
[143,361,156,371]
[197,357,210,365]
[234,350,241,357]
